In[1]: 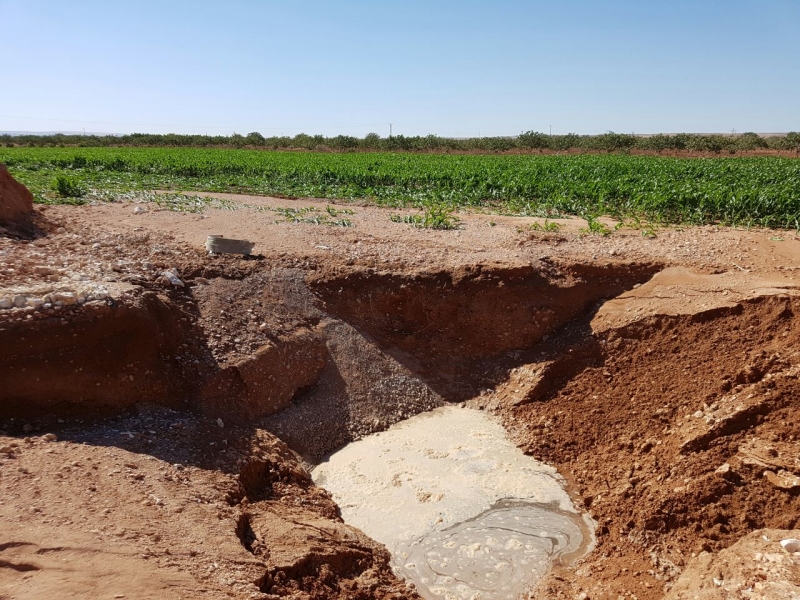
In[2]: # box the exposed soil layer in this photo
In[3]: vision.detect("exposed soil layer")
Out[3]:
[496,294,800,599]
[1,291,195,418]
[1,195,800,599]
[0,164,34,235]
[308,261,659,400]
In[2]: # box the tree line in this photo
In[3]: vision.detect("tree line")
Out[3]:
[3,131,798,154]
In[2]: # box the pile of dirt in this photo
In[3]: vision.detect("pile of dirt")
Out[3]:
[0,163,33,233]
[502,293,800,599]
[0,407,412,600]
[664,529,800,599]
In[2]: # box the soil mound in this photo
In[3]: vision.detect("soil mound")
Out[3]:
[0,164,34,233]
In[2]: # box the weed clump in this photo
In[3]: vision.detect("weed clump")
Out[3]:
[391,204,460,230]
[52,175,85,198]
[580,215,613,236]
[275,206,353,226]
[529,219,561,232]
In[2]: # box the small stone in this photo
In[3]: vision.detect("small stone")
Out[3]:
[693,410,704,418]
[161,270,184,287]
[780,539,800,553]
[133,206,147,214]
[52,292,77,305]
[715,463,731,475]
[0,446,14,455]
[216,418,224,428]
[22,423,33,433]
[42,433,57,442]
[764,470,800,490]
[13,295,27,308]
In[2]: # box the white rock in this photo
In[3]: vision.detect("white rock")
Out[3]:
[133,206,147,215]
[715,463,731,475]
[27,298,44,309]
[780,539,800,553]
[162,270,185,287]
[52,292,77,305]
[216,418,224,428]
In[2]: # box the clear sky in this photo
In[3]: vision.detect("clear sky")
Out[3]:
[2,0,798,137]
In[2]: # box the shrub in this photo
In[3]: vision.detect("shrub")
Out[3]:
[52,175,85,198]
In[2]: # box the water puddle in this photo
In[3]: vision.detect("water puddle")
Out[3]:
[311,406,594,599]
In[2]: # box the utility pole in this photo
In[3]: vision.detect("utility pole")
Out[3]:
[389,123,393,138]
[549,125,552,136]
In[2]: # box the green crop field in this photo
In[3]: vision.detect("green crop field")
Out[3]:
[2,147,799,229]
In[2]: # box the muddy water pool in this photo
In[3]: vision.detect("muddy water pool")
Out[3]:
[311,406,594,599]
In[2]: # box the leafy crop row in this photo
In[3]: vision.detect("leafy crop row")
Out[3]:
[2,147,799,228]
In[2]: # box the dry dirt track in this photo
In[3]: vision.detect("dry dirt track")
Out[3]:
[1,194,799,600]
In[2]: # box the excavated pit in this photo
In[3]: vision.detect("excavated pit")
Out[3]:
[2,247,800,600]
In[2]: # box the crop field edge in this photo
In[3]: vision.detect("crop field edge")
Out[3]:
[2,146,800,230]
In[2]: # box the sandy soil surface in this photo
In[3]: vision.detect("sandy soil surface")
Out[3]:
[1,192,800,599]
[33,191,800,277]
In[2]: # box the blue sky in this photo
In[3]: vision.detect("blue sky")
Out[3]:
[2,0,798,136]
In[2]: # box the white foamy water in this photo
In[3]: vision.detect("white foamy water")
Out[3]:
[311,406,593,600]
